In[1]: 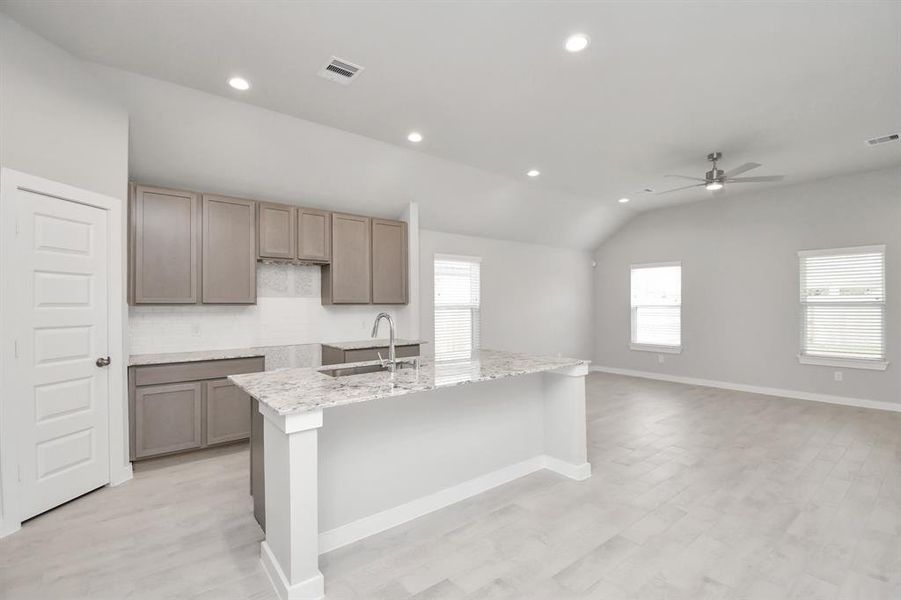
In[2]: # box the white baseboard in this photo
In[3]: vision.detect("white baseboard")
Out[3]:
[590,366,901,413]
[261,541,324,600]
[318,454,589,554]
[109,464,133,487]
[0,518,21,540]
[542,456,592,481]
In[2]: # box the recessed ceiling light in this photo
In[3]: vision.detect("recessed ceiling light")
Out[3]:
[564,34,590,53]
[407,131,423,143]
[228,76,250,91]
[527,169,541,177]
[618,198,630,204]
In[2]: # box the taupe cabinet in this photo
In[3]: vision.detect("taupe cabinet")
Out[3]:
[130,183,409,306]
[129,185,200,304]
[128,357,264,460]
[322,213,372,304]
[371,218,408,304]
[256,202,331,262]
[202,195,257,304]
[321,343,421,365]
[298,208,331,261]
[257,202,296,259]
[129,186,256,305]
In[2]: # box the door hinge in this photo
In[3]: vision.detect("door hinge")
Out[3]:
[17,464,22,483]
[14,340,19,358]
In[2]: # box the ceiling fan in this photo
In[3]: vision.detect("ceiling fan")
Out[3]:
[658,152,785,194]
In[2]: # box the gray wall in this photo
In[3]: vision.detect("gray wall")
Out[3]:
[0,13,128,199]
[594,167,901,405]
[421,229,595,360]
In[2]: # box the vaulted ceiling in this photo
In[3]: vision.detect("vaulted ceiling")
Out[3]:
[2,0,899,249]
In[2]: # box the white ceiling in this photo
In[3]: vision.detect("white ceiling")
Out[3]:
[2,1,900,246]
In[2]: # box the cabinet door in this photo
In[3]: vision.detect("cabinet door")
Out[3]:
[371,219,408,304]
[257,202,296,259]
[325,213,371,304]
[297,208,331,262]
[202,195,257,304]
[205,379,251,446]
[131,185,199,304]
[134,382,202,459]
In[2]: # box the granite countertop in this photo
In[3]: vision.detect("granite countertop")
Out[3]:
[128,344,319,369]
[322,339,427,350]
[229,350,589,416]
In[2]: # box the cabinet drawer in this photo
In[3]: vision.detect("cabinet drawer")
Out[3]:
[132,356,265,387]
[343,345,420,363]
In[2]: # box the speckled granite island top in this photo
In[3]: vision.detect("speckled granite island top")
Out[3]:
[229,350,589,415]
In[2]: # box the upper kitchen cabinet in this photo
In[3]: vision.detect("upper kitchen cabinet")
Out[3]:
[257,202,295,259]
[202,195,257,304]
[256,202,331,263]
[297,208,331,262]
[129,184,200,304]
[322,213,371,304]
[371,218,408,304]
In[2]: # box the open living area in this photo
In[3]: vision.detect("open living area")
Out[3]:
[0,2,899,599]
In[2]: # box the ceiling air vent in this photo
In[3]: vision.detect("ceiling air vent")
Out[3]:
[866,133,899,146]
[318,56,364,85]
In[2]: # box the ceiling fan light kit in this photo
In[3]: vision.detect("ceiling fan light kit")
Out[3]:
[658,151,785,195]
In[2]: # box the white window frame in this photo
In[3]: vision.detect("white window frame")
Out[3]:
[630,261,682,354]
[797,244,888,371]
[433,253,481,361]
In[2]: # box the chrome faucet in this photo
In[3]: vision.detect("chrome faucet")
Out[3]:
[371,312,397,372]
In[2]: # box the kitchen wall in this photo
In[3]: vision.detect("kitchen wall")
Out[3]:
[89,64,628,251]
[593,166,901,406]
[129,262,412,360]
[419,230,595,360]
[0,13,128,199]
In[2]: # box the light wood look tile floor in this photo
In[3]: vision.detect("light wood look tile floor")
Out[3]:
[2,373,900,599]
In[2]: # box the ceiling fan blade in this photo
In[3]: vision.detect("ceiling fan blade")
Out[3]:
[727,175,785,183]
[664,174,707,182]
[656,183,706,195]
[724,162,761,178]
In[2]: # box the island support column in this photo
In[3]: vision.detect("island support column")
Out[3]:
[258,404,324,600]
[542,363,592,480]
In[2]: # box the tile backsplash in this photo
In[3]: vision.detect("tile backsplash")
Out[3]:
[129,263,408,355]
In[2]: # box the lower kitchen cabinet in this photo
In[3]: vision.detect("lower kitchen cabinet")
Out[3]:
[205,379,252,445]
[129,357,264,461]
[133,382,203,459]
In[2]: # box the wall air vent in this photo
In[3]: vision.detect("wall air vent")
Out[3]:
[318,56,364,85]
[866,133,899,146]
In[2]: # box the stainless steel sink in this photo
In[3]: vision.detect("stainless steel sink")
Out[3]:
[319,360,418,378]
[319,364,390,377]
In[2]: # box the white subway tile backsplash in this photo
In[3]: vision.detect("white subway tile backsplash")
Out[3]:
[128,262,406,355]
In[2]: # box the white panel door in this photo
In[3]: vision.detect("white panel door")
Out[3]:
[13,190,110,520]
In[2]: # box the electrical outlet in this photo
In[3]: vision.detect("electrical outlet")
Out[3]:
[657,354,665,364]
[834,371,843,382]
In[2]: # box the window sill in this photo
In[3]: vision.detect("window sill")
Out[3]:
[797,355,888,371]
[630,343,682,355]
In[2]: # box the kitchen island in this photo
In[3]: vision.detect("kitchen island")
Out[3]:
[230,350,590,600]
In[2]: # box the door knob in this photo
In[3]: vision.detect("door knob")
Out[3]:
[96,356,111,367]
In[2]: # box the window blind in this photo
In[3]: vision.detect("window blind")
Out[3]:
[799,246,885,361]
[434,255,480,361]
[631,263,681,348]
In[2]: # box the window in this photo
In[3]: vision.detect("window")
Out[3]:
[434,254,480,361]
[799,245,887,370]
[631,262,681,352]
